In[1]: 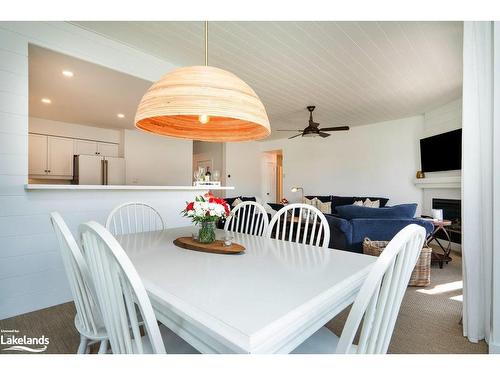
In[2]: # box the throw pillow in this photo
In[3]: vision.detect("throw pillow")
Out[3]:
[304,195,331,202]
[232,197,243,207]
[353,200,363,206]
[303,197,317,207]
[224,197,239,207]
[363,198,380,208]
[317,200,331,214]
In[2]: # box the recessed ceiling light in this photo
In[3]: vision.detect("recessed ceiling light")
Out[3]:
[41,98,51,104]
[62,70,74,77]
[117,113,125,118]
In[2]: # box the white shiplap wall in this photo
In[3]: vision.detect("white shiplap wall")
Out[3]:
[0,22,196,319]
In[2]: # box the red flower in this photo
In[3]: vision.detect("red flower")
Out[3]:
[186,202,194,211]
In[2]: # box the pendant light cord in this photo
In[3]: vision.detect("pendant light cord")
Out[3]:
[204,21,208,66]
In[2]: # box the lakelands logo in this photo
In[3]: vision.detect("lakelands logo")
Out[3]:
[1,329,49,353]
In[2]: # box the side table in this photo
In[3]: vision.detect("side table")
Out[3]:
[424,219,453,269]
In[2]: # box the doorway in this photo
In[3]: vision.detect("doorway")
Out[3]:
[261,150,283,204]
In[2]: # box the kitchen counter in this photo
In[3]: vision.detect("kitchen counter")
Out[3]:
[25,184,235,191]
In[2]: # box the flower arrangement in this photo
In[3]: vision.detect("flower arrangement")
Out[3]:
[182,193,230,224]
[181,193,230,244]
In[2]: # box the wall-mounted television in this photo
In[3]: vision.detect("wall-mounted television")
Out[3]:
[419,129,462,172]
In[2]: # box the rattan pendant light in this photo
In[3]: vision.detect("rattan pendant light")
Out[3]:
[135,22,271,142]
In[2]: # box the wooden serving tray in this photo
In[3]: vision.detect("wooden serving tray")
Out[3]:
[173,237,245,254]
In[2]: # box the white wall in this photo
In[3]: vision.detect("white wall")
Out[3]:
[423,98,462,138]
[193,141,224,181]
[260,116,425,210]
[124,130,192,186]
[224,103,463,214]
[0,22,197,319]
[29,117,121,144]
[225,141,263,198]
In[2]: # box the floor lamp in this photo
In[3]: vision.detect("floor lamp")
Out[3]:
[291,186,304,203]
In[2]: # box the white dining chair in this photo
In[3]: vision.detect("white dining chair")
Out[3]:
[224,201,269,236]
[80,221,198,354]
[266,203,330,248]
[292,224,426,354]
[106,202,164,236]
[50,212,109,354]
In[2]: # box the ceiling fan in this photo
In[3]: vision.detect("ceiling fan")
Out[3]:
[278,106,350,139]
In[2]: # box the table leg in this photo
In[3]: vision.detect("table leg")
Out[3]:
[428,226,453,268]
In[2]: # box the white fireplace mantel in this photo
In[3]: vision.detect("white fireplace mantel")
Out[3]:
[414,176,461,189]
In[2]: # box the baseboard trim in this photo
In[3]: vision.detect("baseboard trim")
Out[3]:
[489,340,500,354]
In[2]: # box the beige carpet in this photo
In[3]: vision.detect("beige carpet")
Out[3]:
[0,250,487,354]
[326,250,487,353]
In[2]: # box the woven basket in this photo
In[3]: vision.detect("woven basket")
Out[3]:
[363,238,432,287]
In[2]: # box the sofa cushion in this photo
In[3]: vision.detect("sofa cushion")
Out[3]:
[335,203,417,220]
[305,195,331,203]
[240,196,257,202]
[348,218,432,252]
[331,196,357,213]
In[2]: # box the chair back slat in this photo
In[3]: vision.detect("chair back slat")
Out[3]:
[106,202,164,236]
[335,224,426,354]
[80,221,165,354]
[50,212,103,336]
[266,203,330,248]
[224,201,269,236]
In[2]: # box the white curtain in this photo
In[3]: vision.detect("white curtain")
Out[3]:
[461,21,494,344]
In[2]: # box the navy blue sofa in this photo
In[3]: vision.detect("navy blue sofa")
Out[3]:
[325,203,433,253]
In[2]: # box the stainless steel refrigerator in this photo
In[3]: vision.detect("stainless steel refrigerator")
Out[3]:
[73,154,125,185]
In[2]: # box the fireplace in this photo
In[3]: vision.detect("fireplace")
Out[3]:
[432,198,461,244]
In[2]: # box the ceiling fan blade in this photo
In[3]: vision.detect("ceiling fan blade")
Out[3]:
[277,129,303,132]
[320,126,350,132]
[288,133,302,139]
[319,132,331,138]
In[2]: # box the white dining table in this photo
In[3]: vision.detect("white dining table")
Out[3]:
[116,226,376,354]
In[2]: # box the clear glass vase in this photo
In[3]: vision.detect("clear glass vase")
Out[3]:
[198,221,216,244]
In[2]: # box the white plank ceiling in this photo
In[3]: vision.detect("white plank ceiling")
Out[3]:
[73,21,463,139]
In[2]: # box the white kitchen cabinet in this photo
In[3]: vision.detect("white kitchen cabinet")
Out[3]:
[74,139,98,156]
[48,136,74,176]
[29,134,74,178]
[74,139,119,157]
[29,134,120,179]
[97,142,119,157]
[28,134,48,175]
